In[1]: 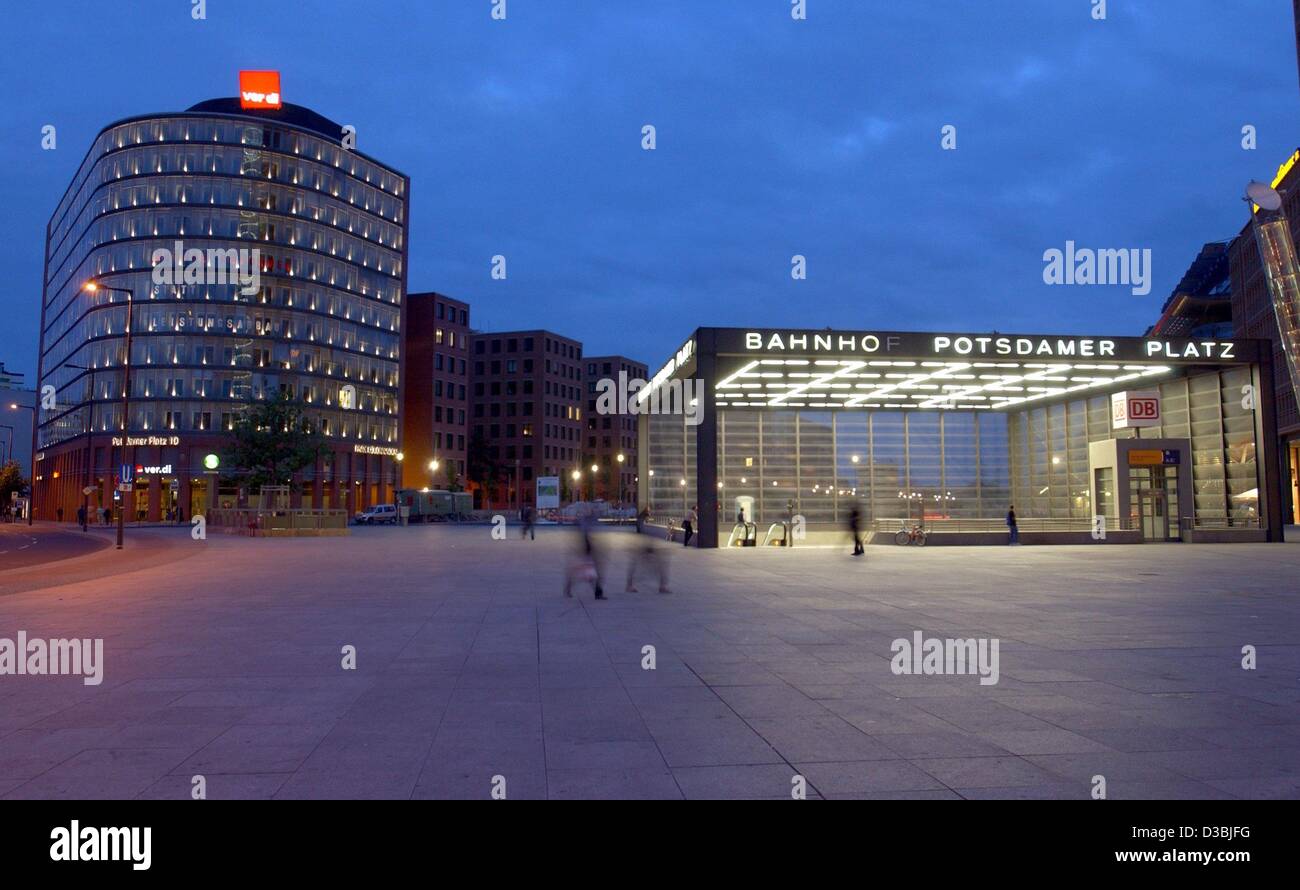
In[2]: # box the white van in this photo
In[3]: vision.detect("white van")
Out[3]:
[354,504,399,525]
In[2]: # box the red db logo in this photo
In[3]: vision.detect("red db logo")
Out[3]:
[1129,397,1159,420]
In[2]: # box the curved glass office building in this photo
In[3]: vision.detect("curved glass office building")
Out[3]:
[640,328,1286,547]
[34,90,409,521]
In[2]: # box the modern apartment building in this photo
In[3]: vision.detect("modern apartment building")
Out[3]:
[584,354,647,504]
[470,330,583,509]
[401,292,470,491]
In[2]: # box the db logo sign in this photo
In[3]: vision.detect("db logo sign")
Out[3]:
[1129,398,1159,419]
[1112,390,1160,429]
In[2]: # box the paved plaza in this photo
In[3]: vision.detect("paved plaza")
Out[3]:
[0,523,1298,799]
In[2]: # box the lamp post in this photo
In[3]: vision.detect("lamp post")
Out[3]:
[570,468,581,506]
[7,400,37,525]
[0,424,12,464]
[83,280,133,549]
[616,452,625,507]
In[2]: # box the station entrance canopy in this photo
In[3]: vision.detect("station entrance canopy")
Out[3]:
[638,328,1283,548]
[673,329,1258,412]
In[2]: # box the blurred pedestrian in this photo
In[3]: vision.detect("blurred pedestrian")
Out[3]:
[1006,505,1019,545]
[77,505,86,529]
[626,538,670,594]
[565,512,606,600]
[849,504,864,556]
[636,505,649,534]
[682,504,697,548]
[521,504,535,540]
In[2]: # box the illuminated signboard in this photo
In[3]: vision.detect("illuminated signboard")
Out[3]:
[239,70,282,110]
[1129,449,1180,466]
[1112,391,1160,429]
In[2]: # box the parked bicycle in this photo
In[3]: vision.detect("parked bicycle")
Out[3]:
[894,521,927,546]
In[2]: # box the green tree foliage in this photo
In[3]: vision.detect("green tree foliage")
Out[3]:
[0,460,27,507]
[221,393,327,493]
[466,429,499,498]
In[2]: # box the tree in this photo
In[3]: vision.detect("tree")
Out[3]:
[221,392,327,494]
[466,429,500,504]
[442,459,462,493]
[0,460,27,513]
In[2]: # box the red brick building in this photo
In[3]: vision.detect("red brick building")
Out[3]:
[470,330,584,509]
[584,354,646,505]
[401,292,470,491]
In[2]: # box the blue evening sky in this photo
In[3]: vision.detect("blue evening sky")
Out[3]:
[1,0,1297,378]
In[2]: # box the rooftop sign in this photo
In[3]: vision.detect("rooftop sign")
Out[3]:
[239,71,282,110]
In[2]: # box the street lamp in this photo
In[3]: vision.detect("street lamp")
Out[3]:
[616,453,625,507]
[83,279,133,549]
[6,400,37,526]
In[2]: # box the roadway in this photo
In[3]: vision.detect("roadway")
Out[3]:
[0,522,110,571]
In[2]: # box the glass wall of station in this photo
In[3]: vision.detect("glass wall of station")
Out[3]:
[644,366,1260,528]
[647,407,1010,526]
[1006,366,1258,525]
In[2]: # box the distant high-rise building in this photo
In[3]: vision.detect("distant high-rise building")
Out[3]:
[1147,241,1233,339]
[402,293,470,490]
[0,362,27,390]
[470,330,583,509]
[583,354,647,504]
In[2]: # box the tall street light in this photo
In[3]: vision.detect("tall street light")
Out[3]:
[616,452,625,507]
[83,279,133,549]
[7,400,37,525]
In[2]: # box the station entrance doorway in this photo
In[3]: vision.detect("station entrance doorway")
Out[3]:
[1130,464,1180,541]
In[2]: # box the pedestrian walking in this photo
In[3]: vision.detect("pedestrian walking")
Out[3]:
[564,512,606,599]
[56,506,64,523]
[849,504,864,556]
[626,538,671,594]
[521,504,536,540]
[681,504,697,547]
[1006,505,1019,545]
[77,505,86,529]
[635,505,649,535]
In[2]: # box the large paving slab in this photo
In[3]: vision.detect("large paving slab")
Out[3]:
[0,524,1297,799]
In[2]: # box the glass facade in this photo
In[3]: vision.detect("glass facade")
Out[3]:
[40,111,406,450]
[33,104,409,520]
[641,327,1279,545]
[648,408,1011,526]
[1007,367,1257,523]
